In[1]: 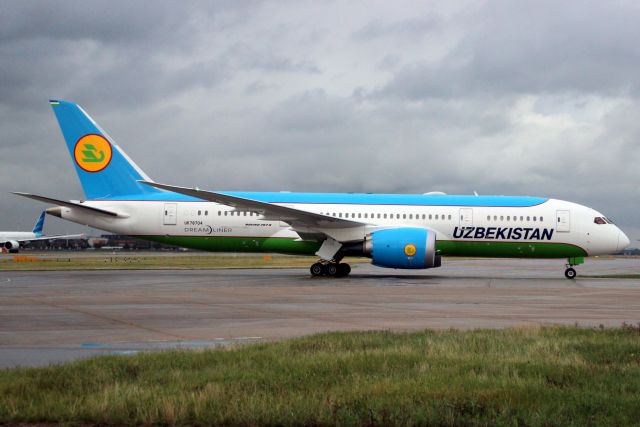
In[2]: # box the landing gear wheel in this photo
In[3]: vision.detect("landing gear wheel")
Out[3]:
[564,267,577,280]
[310,263,324,277]
[325,263,338,276]
[336,263,351,277]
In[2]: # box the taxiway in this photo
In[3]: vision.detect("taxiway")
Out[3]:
[1,258,639,367]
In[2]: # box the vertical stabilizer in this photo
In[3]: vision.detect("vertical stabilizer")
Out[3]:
[32,211,46,237]
[49,100,164,200]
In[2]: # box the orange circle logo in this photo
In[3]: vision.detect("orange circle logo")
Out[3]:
[74,134,112,173]
[404,243,417,257]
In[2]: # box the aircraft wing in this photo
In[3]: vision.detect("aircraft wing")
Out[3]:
[13,234,85,244]
[140,181,363,230]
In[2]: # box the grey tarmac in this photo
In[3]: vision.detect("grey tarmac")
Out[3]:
[1,257,639,368]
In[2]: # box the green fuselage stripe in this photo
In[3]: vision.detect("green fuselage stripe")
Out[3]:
[138,236,588,259]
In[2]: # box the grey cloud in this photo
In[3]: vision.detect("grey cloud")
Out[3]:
[268,89,354,132]
[352,15,441,41]
[222,43,320,73]
[376,0,640,100]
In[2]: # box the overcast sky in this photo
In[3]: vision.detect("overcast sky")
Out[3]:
[1,0,639,241]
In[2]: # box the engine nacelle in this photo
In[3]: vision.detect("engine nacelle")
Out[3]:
[3,240,20,251]
[364,227,440,269]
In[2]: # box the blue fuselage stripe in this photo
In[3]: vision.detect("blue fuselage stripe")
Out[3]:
[95,192,547,207]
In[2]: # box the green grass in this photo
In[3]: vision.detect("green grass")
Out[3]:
[1,326,640,426]
[0,254,366,271]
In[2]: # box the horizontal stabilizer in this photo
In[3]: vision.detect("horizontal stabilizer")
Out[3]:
[12,192,120,217]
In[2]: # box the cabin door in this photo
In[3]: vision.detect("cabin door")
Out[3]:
[459,208,473,227]
[163,203,177,225]
[556,210,570,232]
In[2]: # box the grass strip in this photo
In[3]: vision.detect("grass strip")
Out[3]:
[0,255,366,271]
[1,326,639,425]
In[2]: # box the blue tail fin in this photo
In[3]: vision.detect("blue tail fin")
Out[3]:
[32,211,46,237]
[49,100,164,200]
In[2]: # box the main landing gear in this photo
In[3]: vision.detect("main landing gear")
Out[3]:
[564,256,584,280]
[310,261,351,278]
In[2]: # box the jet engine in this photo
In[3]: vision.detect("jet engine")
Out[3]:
[363,227,441,269]
[3,240,20,252]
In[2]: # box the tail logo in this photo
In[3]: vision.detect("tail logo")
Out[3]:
[73,134,112,172]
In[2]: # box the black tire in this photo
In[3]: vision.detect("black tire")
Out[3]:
[565,267,577,279]
[310,263,324,277]
[336,263,351,277]
[325,263,338,276]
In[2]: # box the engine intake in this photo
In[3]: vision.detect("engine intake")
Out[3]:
[364,227,440,269]
[3,240,19,251]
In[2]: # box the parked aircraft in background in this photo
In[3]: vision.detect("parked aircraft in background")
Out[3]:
[0,211,82,253]
[15,100,630,278]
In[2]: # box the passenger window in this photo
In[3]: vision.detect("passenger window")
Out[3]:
[409,214,413,219]
[448,215,451,220]
[540,216,543,222]
[218,211,221,216]
[487,215,490,221]
[422,214,426,219]
[520,216,523,221]
[526,216,530,221]
[533,216,536,221]
[358,213,362,218]
[429,214,432,220]
[493,215,497,221]
[435,214,439,220]
[500,216,503,221]
[224,211,228,216]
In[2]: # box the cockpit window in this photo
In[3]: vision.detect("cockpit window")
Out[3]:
[605,217,615,224]
[594,217,607,225]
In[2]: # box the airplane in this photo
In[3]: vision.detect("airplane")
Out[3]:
[0,211,83,253]
[14,100,631,278]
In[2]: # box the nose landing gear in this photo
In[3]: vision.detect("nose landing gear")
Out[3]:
[564,267,577,279]
[564,256,584,280]
[310,261,351,278]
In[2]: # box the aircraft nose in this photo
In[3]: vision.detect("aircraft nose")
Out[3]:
[617,230,631,252]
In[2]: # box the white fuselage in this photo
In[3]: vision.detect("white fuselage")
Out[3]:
[0,231,38,242]
[51,197,628,257]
